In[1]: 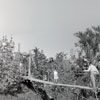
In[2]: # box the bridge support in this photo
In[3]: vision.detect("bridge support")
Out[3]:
[28,51,31,76]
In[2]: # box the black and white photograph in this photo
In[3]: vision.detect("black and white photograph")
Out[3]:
[0,0,100,100]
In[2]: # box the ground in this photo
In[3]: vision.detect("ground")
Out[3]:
[0,90,42,100]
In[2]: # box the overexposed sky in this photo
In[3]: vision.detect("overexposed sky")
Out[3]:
[0,0,100,57]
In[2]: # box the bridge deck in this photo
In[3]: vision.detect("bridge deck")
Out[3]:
[22,76,97,90]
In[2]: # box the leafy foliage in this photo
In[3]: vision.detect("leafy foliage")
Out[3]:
[0,36,21,93]
[32,47,48,80]
[74,26,100,100]
[74,26,100,60]
[1,26,100,100]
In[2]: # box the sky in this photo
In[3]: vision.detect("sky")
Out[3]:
[0,0,100,57]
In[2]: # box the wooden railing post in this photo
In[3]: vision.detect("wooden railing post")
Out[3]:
[28,51,31,76]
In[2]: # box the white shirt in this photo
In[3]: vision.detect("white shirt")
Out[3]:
[54,70,58,80]
[87,64,99,74]
[20,63,23,67]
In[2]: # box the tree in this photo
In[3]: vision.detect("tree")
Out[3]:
[45,52,77,100]
[32,47,48,80]
[74,26,100,61]
[74,26,100,100]
[0,36,21,93]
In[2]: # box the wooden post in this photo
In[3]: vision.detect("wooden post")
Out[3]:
[31,56,37,69]
[98,44,100,52]
[18,43,20,53]
[28,51,31,76]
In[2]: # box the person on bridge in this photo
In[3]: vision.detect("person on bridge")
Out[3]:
[83,59,99,93]
[53,67,58,83]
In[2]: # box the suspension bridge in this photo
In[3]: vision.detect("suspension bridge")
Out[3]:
[22,51,100,91]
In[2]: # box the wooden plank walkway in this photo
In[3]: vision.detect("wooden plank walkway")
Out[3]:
[22,76,95,90]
